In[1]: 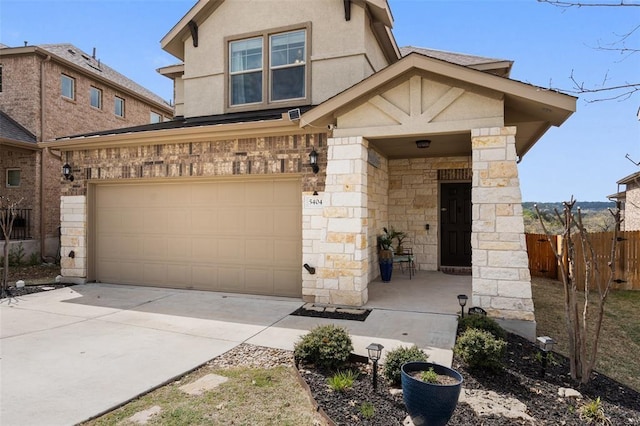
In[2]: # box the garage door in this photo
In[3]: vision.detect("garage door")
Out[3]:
[92,177,302,297]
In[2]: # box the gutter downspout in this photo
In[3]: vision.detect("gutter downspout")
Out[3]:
[39,54,51,262]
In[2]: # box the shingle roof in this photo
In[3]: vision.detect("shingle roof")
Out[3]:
[400,46,511,67]
[0,111,37,143]
[38,44,170,108]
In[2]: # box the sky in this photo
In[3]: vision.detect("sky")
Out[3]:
[1,0,638,202]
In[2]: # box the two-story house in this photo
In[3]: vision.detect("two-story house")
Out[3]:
[41,0,576,339]
[0,43,173,260]
[609,171,640,231]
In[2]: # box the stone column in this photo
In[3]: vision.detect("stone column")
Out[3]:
[302,136,369,306]
[471,127,535,339]
[60,195,87,284]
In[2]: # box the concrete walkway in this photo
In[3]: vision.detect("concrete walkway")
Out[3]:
[0,283,458,426]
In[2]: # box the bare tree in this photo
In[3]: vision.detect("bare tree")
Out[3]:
[535,198,622,383]
[538,0,639,102]
[0,196,23,297]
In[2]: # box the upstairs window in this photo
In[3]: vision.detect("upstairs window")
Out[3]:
[230,37,263,105]
[114,96,125,117]
[228,26,308,109]
[0,65,3,92]
[90,86,102,109]
[61,74,75,100]
[150,111,162,123]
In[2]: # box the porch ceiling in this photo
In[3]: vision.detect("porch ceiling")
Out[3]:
[367,132,470,160]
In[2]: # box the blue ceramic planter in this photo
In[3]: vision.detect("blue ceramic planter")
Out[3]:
[379,258,393,282]
[401,362,463,426]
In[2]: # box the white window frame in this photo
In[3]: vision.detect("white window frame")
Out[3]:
[150,111,162,123]
[114,96,125,117]
[225,23,310,112]
[61,74,75,100]
[6,169,20,188]
[90,86,102,109]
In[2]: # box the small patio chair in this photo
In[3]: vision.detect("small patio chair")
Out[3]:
[393,247,415,279]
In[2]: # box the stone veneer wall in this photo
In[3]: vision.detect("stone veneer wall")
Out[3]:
[366,148,389,282]
[625,185,640,231]
[60,132,327,281]
[388,156,472,271]
[0,147,39,240]
[470,127,535,328]
[302,136,369,306]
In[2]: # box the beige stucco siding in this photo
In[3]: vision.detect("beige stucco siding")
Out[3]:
[177,0,391,117]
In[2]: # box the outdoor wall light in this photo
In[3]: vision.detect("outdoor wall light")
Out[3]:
[537,336,555,377]
[416,139,431,149]
[366,342,384,391]
[457,294,468,318]
[309,148,319,174]
[62,163,74,182]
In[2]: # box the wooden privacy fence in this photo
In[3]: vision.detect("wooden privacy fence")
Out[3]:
[526,231,640,291]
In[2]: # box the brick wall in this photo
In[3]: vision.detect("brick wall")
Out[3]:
[0,147,39,239]
[0,55,42,137]
[61,133,328,197]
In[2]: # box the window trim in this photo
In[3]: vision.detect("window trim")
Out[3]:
[114,95,125,118]
[90,86,103,109]
[150,111,163,123]
[6,169,20,188]
[61,74,75,100]
[224,22,311,113]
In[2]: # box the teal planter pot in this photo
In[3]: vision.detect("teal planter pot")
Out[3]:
[401,362,463,426]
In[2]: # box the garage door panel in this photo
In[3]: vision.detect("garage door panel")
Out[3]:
[94,178,301,297]
[143,237,167,259]
[218,267,244,292]
[245,268,273,294]
[191,209,219,234]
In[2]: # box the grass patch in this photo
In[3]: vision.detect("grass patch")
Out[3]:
[82,365,322,426]
[532,277,640,392]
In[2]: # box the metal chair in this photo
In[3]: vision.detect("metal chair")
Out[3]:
[393,247,415,279]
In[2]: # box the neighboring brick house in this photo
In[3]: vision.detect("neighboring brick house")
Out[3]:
[42,0,576,338]
[0,43,173,260]
[608,171,640,231]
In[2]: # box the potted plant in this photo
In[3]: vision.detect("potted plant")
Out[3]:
[394,229,408,254]
[401,361,463,426]
[377,228,394,282]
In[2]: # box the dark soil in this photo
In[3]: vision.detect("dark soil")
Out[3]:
[0,263,68,299]
[300,333,640,425]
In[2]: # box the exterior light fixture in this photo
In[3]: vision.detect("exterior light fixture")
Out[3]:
[366,342,384,391]
[309,148,319,174]
[62,163,74,182]
[457,294,468,318]
[536,336,555,377]
[416,139,431,149]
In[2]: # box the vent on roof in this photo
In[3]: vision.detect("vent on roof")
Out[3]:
[81,54,90,60]
[68,48,76,55]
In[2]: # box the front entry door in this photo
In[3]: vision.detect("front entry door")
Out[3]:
[440,183,471,266]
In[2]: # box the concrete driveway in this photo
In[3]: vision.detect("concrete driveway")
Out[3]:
[0,283,457,426]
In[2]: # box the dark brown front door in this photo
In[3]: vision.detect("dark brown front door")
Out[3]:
[440,183,471,267]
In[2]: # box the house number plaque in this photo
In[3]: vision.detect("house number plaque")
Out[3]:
[304,195,323,209]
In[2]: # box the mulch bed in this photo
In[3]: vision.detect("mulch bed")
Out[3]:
[300,333,640,425]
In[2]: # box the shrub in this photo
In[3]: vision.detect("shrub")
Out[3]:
[454,328,506,371]
[457,314,506,339]
[382,345,429,386]
[420,367,439,384]
[359,402,375,419]
[579,397,610,425]
[327,369,358,392]
[294,324,353,371]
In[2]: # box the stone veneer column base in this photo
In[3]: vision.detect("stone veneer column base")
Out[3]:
[471,127,535,341]
[302,136,369,307]
[60,195,88,282]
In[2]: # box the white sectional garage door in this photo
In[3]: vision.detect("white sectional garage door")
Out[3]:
[92,178,302,297]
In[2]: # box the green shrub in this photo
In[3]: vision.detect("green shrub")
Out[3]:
[28,252,40,266]
[359,402,375,419]
[457,314,506,339]
[327,369,358,392]
[294,324,353,371]
[579,397,610,425]
[454,328,506,371]
[382,345,429,386]
[420,367,439,384]
[8,243,25,266]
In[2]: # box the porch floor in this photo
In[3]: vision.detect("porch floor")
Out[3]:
[366,270,472,316]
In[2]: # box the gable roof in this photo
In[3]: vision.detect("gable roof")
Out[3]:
[0,44,172,113]
[302,51,576,158]
[400,46,513,77]
[161,0,398,62]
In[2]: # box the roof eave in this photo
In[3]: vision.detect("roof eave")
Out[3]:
[1,139,40,151]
